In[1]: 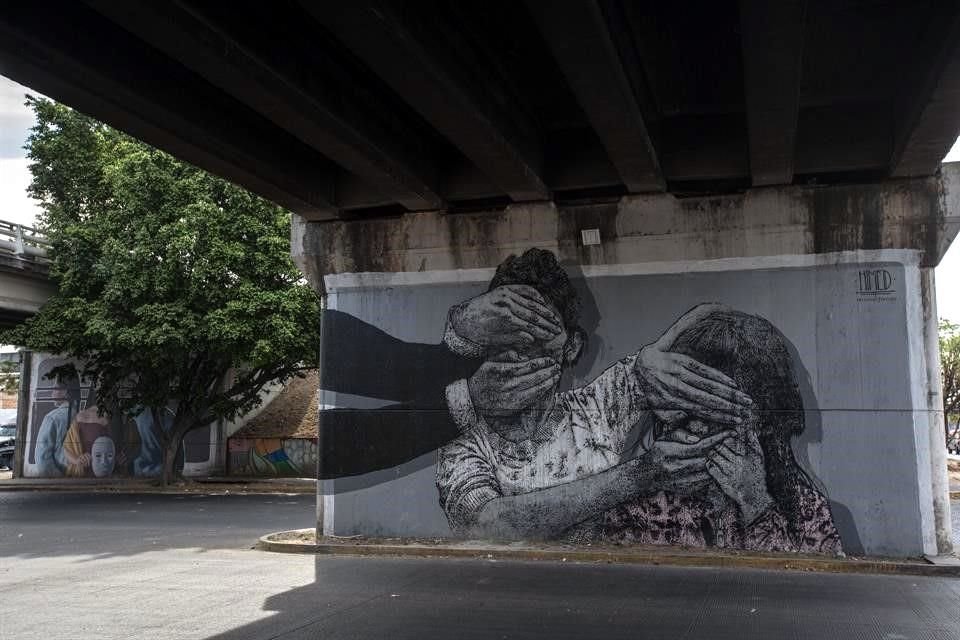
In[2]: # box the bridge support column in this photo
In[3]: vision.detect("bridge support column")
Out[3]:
[922,268,953,556]
[292,168,960,558]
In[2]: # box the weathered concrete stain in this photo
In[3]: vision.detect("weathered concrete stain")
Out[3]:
[920,267,953,555]
[292,168,960,286]
[807,177,942,265]
[557,202,619,265]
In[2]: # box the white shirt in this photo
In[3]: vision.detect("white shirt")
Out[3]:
[436,354,654,531]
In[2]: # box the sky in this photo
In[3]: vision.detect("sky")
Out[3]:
[0,78,42,227]
[2,73,960,321]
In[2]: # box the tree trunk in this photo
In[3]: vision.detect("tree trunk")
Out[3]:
[160,422,190,487]
[160,438,178,487]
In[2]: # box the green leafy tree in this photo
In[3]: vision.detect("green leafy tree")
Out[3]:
[3,97,320,484]
[941,319,960,450]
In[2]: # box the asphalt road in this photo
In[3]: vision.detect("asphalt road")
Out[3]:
[0,490,315,557]
[2,491,960,640]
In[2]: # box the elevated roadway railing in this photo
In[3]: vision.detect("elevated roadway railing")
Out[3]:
[0,220,49,265]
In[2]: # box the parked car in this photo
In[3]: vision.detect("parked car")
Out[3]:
[0,423,14,470]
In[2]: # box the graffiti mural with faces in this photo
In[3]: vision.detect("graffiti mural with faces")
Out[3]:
[59,404,138,478]
[24,356,180,478]
[434,248,841,552]
[27,357,87,478]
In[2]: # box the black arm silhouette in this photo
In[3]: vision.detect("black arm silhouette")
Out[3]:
[318,309,479,477]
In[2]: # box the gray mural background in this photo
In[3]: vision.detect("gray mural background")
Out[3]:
[321,261,919,556]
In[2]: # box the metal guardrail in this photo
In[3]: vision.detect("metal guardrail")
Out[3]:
[0,219,49,264]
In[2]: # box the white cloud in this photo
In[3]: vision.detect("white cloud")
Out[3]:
[0,157,42,227]
[945,137,960,164]
[0,76,40,159]
[0,75,43,226]
[0,77,36,117]
[937,141,960,323]
[936,230,960,323]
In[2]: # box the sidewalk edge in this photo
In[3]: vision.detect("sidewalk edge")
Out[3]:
[255,531,960,577]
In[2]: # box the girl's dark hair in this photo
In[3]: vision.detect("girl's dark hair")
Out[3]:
[667,308,816,538]
[488,248,584,340]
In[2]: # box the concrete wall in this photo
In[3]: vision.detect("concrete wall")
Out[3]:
[294,169,960,557]
[227,437,317,477]
[221,379,286,439]
[17,353,305,480]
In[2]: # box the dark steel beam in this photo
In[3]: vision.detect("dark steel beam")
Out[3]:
[526,0,664,193]
[86,0,444,212]
[739,0,806,186]
[890,4,960,178]
[0,3,337,220]
[306,2,550,202]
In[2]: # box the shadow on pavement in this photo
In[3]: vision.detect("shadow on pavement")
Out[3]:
[200,554,960,640]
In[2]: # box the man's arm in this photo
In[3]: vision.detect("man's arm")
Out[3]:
[455,431,733,539]
[321,309,480,407]
[464,457,647,539]
[33,417,57,476]
[319,406,461,478]
[52,418,70,471]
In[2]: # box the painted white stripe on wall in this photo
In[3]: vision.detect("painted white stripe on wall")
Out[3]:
[324,249,923,291]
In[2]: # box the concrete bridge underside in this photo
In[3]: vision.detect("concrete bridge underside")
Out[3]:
[1,1,960,221]
[0,257,54,330]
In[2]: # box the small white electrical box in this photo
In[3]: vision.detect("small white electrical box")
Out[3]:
[581,228,601,246]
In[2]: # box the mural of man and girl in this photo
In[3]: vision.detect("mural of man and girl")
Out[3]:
[320,248,842,553]
[28,358,176,478]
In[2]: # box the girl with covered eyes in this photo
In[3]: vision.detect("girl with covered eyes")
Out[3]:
[594,309,841,552]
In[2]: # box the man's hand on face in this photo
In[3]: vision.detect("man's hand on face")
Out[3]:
[467,351,561,418]
[634,303,753,424]
[634,313,753,424]
[451,285,564,351]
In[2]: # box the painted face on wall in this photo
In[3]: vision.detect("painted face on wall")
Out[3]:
[50,385,68,403]
[90,436,116,478]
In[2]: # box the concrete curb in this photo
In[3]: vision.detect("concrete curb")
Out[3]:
[256,530,960,578]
